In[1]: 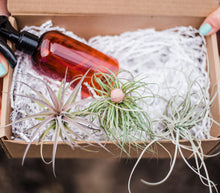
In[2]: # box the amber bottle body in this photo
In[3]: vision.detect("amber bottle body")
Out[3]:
[32,31,119,98]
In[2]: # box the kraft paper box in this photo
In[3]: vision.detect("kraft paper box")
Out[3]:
[0,0,219,158]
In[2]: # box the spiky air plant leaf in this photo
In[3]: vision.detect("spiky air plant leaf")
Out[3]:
[128,78,219,193]
[10,70,108,176]
[86,70,155,155]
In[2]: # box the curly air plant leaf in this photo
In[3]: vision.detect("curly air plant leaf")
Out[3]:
[86,70,155,155]
[12,70,108,176]
[128,79,219,193]
[157,80,218,193]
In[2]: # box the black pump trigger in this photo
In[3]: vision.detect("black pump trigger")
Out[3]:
[0,37,16,68]
[0,16,17,68]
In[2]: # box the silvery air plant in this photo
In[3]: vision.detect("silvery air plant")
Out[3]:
[10,69,108,176]
[128,77,219,193]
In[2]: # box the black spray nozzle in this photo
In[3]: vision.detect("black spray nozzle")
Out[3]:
[16,31,39,55]
[0,16,39,68]
[0,16,17,68]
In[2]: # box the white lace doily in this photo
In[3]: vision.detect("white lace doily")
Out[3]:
[10,21,211,141]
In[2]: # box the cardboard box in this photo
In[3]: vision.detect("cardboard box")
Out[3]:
[0,0,220,158]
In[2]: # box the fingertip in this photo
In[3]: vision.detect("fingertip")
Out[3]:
[0,63,7,77]
[199,23,212,36]
[199,7,220,36]
[0,53,9,76]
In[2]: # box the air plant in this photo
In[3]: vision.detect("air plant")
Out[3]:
[128,78,219,193]
[86,70,155,155]
[10,70,108,175]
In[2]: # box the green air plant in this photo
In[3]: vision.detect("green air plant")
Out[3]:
[86,70,155,155]
[10,71,108,176]
[128,78,219,193]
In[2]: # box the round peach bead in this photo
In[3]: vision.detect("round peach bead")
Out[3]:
[110,88,125,103]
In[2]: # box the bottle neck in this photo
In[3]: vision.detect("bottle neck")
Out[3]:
[0,26,39,55]
[16,31,39,55]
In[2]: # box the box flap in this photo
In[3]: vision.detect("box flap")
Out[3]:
[0,17,16,139]
[8,0,218,17]
[207,34,220,138]
[2,138,220,158]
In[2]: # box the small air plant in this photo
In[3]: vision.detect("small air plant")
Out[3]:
[86,70,155,155]
[128,78,219,193]
[11,70,107,176]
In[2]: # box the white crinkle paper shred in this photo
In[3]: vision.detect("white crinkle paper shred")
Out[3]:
[10,21,211,141]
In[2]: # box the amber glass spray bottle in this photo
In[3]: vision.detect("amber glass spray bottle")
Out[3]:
[0,16,119,98]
